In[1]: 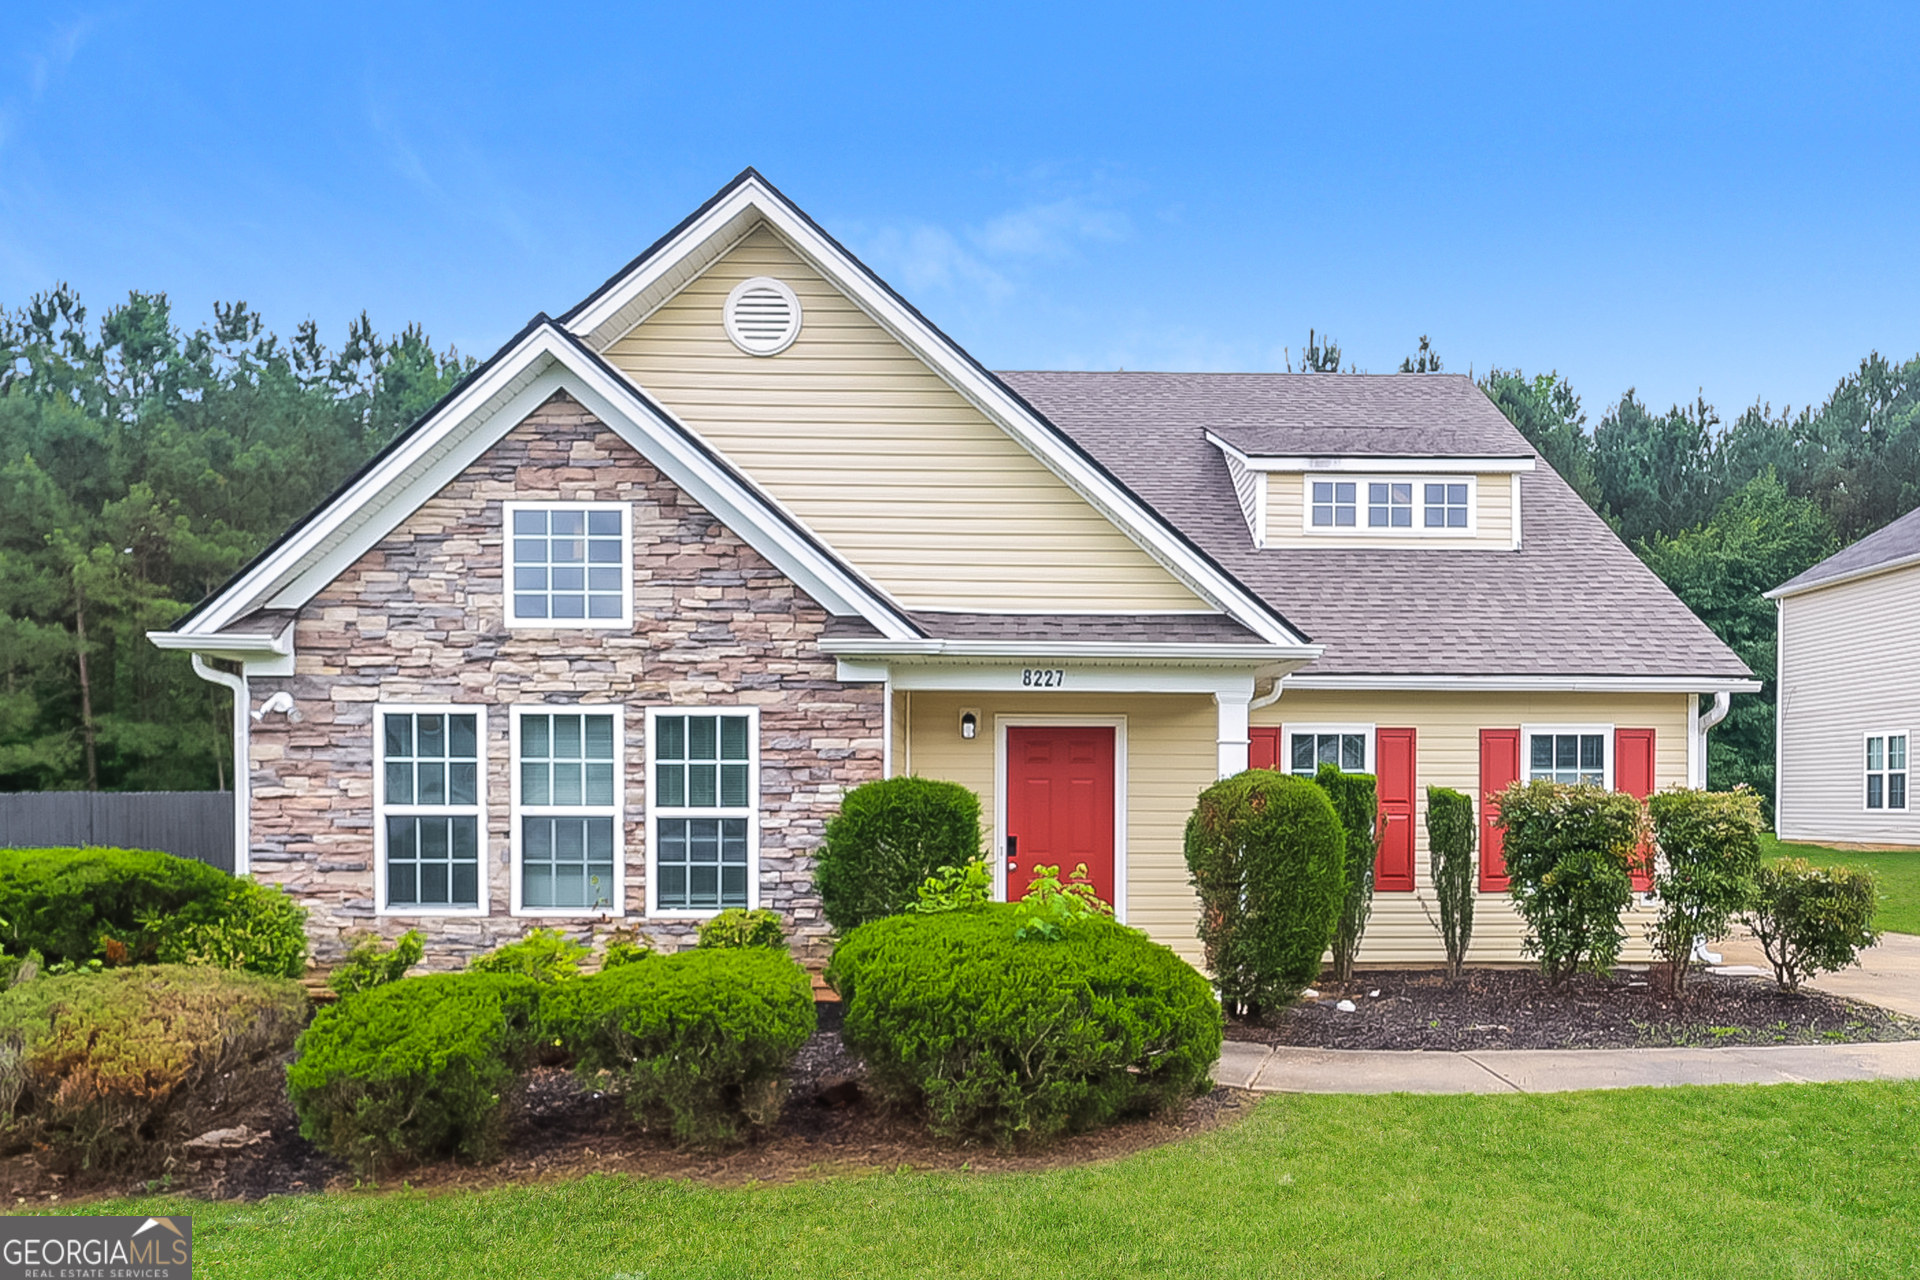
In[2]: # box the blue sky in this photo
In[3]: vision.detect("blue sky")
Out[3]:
[3,2,1916,423]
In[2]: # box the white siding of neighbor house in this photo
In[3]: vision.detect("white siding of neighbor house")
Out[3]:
[605,224,1211,614]
[1776,563,1920,846]
[1265,471,1514,549]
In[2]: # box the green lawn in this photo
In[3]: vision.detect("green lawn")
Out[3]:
[72,1083,1920,1279]
[1763,835,1920,935]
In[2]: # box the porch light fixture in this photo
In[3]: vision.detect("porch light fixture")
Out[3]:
[959,711,978,740]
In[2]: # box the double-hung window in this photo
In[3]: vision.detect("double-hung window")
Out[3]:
[1310,481,1357,528]
[378,707,485,912]
[1525,726,1610,787]
[649,708,757,913]
[505,502,631,627]
[1287,724,1373,776]
[1866,732,1908,810]
[515,710,622,912]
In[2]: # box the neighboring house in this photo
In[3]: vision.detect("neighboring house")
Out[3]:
[1768,504,1920,847]
[150,171,1757,968]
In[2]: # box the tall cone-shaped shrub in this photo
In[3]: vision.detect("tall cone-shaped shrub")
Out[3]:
[1183,770,1345,1016]
[1424,786,1476,979]
[1312,764,1377,982]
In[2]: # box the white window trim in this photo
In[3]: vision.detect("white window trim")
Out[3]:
[509,705,627,918]
[1281,722,1376,775]
[1864,729,1910,812]
[643,705,761,918]
[374,702,489,917]
[992,714,1130,925]
[1521,723,1614,789]
[1302,475,1481,538]
[502,500,634,630]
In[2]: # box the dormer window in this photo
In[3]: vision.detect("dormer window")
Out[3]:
[1425,482,1469,529]
[1306,475,1479,537]
[1368,483,1413,528]
[1311,481,1356,527]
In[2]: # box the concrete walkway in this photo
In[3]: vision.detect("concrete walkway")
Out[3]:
[1214,931,1920,1095]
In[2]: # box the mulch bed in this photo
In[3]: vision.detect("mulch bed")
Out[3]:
[3,1003,1258,1205]
[1225,967,1920,1052]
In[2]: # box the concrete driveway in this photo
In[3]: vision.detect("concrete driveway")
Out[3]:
[1712,929,1920,1019]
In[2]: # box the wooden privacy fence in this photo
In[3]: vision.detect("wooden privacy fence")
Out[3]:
[0,792,234,873]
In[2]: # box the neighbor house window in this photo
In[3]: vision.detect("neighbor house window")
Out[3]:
[378,707,485,911]
[649,708,758,913]
[1287,724,1373,775]
[1310,481,1356,527]
[515,710,621,912]
[1424,482,1469,529]
[1866,733,1908,810]
[1368,482,1413,528]
[505,502,631,627]
[1525,725,1610,787]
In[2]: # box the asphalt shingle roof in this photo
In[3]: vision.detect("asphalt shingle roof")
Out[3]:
[1771,504,1920,596]
[996,370,1752,679]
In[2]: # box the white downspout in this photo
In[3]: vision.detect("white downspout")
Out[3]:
[1694,690,1731,789]
[191,655,250,877]
[1249,676,1285,713]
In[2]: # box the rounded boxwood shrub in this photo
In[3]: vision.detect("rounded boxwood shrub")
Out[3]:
[814,777,983,934]
[0,965,308,1172]
[0,847,232,964]
[1183,770,1346,1014]
[828,904,1222,1148]
[542,948,814,1147]
[150,877,309,978]
[287,972,543,1176]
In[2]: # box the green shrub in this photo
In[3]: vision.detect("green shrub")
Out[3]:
[328,930,424,997]
[1646,788,1766,995]
[1011,862,1112,941]
[1183,770,1345,1014]
[1313,765,1377,982]
[287,972,542,1176]
[908,858,993,914]
[0,965,307,1172]
[814,777,984,933]
[598,926,652,970]
[1742,859,1881,993]
[542,948,814,1147]
[829,904,1221,1148]
[470,928,589,983]
[696,908,785,950]
[1496,781,1644,987]
[1423,786,1477,979]
[0,847,231,964]
[150,878,309,978]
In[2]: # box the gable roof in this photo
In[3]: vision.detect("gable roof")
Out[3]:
[999,371,1755,685]
[1767,503,1920,599]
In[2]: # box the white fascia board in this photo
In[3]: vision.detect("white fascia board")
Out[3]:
[846,661,1274,696]
[1763,552,1920,600]
[165,326,918,644]
[145,628,289,667]
[1283,673,1763,694]
[1203,435,1537,475]
[567,178,1307,649]
[819,637,1320,666]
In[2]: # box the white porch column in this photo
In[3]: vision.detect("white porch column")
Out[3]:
[1215,689,1252,778]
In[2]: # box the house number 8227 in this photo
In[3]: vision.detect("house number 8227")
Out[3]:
[1021,668,1065,688]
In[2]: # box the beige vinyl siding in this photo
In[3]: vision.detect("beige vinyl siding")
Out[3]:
[606,224,1208,613]
[901,691,1216,965]
[1264,472,1513,549]
[1777,566,1920,845]
[1266,690,1691,964]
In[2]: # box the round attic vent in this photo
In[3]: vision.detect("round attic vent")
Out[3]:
[723,276,803,356]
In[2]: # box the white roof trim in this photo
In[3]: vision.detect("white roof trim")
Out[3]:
[1284,673,1762,694]
[1764,549,1920,600]
[564,174,1308,648]
[163,324,919,644]
[1206,434,1536,474]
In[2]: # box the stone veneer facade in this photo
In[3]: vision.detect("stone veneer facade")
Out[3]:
[244,391,885,967]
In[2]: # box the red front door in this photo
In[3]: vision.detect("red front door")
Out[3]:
[1006,726,1116,907]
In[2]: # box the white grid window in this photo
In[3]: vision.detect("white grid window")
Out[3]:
[649,709,757,914]
[516,711,621,912]
[378,707,485,912]
[1368,482,1413,528]
[1424,482,1470,528]
[1527,728,1609,787]
[1311,481,1357,527]
[506,502,630,627]
[1866,733,1908,810]
[1285,724,1374,776]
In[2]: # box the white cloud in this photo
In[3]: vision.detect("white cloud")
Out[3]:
[26,15,96,101]
[851,192,1133,306]
[859,223,1012,299]
[975,198,1130,259]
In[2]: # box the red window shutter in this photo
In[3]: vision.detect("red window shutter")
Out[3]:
[1615,728,1657,891]
[1249,726,1281,772]
[1374,728,1416,891]
[1479,729,1521,892]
